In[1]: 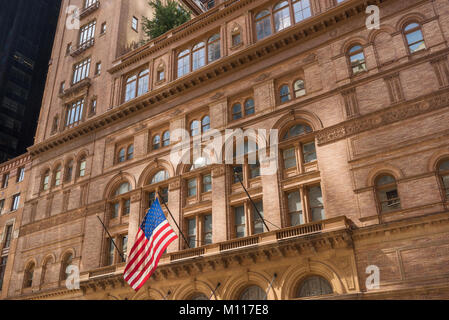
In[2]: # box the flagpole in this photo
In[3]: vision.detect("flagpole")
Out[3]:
[233,167,272,232]
[157,192,191,249]
[96,214,126,262]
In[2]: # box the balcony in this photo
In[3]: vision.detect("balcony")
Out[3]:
[79,1,100,19]
[79,216,351,288]
[70,39,95,57]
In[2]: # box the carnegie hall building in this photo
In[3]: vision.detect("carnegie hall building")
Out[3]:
[1,0,449,300]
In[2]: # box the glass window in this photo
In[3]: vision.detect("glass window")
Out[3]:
[348,45,367,75]
[127,145,134,160]
[151,170,169,184]
[202,116,211,133]
[283,123,313,140]
[65,161,74,182]
[24,263,35,288]
[178,49,190,78]
[309,186,325,221]
[43,170,50,190]
[153,135,161,150]
[376,175,401,213]
[188,178,197,197]
[79,158,87,177]
[137,69,149,96]
[122,235,128,261]
[0,199,4,215]
[245,99,255,116]
[125,75,137,102]
[250,160,261,179]
[240,285,267,300]
[163,131,171,147]
[11,194,20,211]
[111,202,120,219]
[79,20,96,46]
[203,214,212,245]
[123,199,131,216]
[280,85,291,103]
[203,174,212,193]
[234,206,246,238]
[188,218,197,248]
[302,142,317,163]
[404,23,426,53]
[61,254,73,281]
[54,166,62,186]
[191,120,200,137]
[0,256,8,290]
[273,1,291,32]
[255,10,272,41]
[253,201,265,234]
[193,42,206,71]
[439,159,449,198]
[287,191,303,226]
[72,58,91,84]
[2,173,9,189]
[208,34,221,63]
[293,0,311,23]
[232,103,242,120]
[4,225,13,248]
[283,148,297,169]
[294,80,306,98]
[233,165,243,184]
[118,148,126,163]
[17,167,25,183]
[107,238,115,266]
[65,99,85,128]
[132,17,138,31]
[297,276,333,298]
[115,182,131,196]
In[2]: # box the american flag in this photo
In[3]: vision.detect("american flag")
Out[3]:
[124,198,178,291]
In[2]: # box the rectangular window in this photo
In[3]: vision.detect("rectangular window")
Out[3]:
[302,142,317,163]
[4,225,13,248]
[308,186,325,222]
[203,214,212,245]
[11,194,20,212]
[17,167,25,183]
[72,58,91,84]
[293,0,311,24]
[90,99,97,115]
[249,161,261,179]
[0,256,8,290]
[123,199,131,216]
[160,187,169,204]
[0,199,4,215]
[79,20,96,46]
[252,201,265,234]
[188,218,197,248]
[2,173,9,189]
[283,148,297,169]
[132,17,138,31]
[188,178,197,197]
[287,191,303,226]
[202,174,212,193]
[84,0,98,8]
[234,206,246,238]
[107,238,115,266]
[95,62,101,75]
[111,202,119,219]
[122,235,128,261]
[65,99,85,128]
[100,22,107,34]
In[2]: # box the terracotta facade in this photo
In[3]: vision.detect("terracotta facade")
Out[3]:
[1,0,449,300]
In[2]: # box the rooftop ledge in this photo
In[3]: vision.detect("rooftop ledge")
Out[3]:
[79,216,350,283]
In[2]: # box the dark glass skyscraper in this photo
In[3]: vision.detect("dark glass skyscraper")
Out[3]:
[0,0,61,163]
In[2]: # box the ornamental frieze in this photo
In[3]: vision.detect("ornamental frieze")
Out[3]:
[317,89,449,146]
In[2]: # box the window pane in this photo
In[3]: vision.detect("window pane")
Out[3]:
[188,178,197,197]
[287,191,303,226]
[112,202,120,218]
[203,174,212,193]
[439,160,449,172]
[256,11,272,41]
[274,3,291,32]
[208,34,221,63]
[253,201,265,234]
[250,161,261,179]
[115,182,130,196]
[188,218,197,248]
[232,103,242,120]
[298,276,333,298]
[303,142,317,163]
[204,214,212,245]
[235,206,246,238]
[293,0,311,23]
[193,43,206,71]
[123,199,131,215]
[245,99,255,115]
[283,148,297,169]
[309,186,325,221]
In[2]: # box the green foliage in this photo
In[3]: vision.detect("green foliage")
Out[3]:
[142,0,191,39]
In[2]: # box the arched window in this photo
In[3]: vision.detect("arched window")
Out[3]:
[438,159,449,199]
[153,135,161,150]
[293,0,311,23]
[255,10,272,41]
[273,1,291,32]
[202,116,211,133]
[376,174,401,213]
[348,45,367,75]
[280,85,291,103]
[208,34,221,63]
[118,148,126,163]
[297,276,333,298]
[124,69,150,102]
[125,75,137,102]
[60,253,73,281]
[283,123,313,140]
[232,103,242,120]
[54,165,62,187]
[404,22,426,54]
[79,157,87,177]
[23,262,35,288]
[193,42,206,71]
[163,131,171,147]
[240,285,267,300]
[151,170,169,184]
[65,160,74,183]
[148,170,170,208]
[115,182,131,196]
[294,80,306,98]
[42,170,50,191]
[191,120,201,137]
[127,145,134,161]
[245,99,255,116]
[178,49,190,78]
[41,258,52,284]
[137,69,149,96]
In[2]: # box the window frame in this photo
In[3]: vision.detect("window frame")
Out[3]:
[375,174,402,214]
[403,22,426,55]
[347,44,367,76]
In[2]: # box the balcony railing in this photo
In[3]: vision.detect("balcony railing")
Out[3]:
[70,39,95,57]
[79,1,100,19]
[80,216,349,281]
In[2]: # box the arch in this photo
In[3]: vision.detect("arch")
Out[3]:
[41,253,56,267]
[280,260,346,300]
[272,110,323,134]
[296,275,333,298]
[173,279,217,300]
[221,270,276,300]
[51,160,64,172]
[138,159,174,187]
[75,149,90,162]
[428,149,449,172]
[59,248,76,262]
[23,260,36,288]
[367,25,396,44]
[341,36,368,56]
[366,165,404,187]
[395,13,426,32]
[103,173,136,200]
